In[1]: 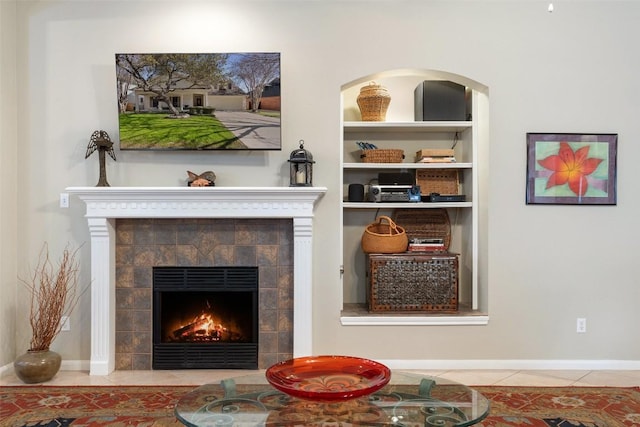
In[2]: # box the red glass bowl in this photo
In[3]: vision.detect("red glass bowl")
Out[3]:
[265,355,391,401]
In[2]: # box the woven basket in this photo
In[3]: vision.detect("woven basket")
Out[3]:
[357,82,391,121]
[360,149,404,163]
[393,209,451,250]
[416,169,459,195]
[361,216,408,254]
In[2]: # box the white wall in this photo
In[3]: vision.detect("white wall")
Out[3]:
[0,0,18,368]
[2,0,639,370]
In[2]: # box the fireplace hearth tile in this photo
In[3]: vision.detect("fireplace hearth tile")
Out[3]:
[133,310,151,332]
[133,266,152,288]
[153,220,177,244]
[117,265,134,287]
[116,220,134,244]
[133,246,158,266]
[133,220,154,244]
[234,246,257,265]
[116,331,133,353]
[115,352,132,370]
[176,245,198,265]
[278,331,293,353]
[278,244,293,266]
[132,332,151,354]
[260,288,278,310]
[260,332,278,353]
[257,246,278,266]
[116,310,133,330]
[259,266,277,288]
[277,310,293,332]
[132,289,152,310]
[212,245,234,265]
[132,353,151,370]
[260,309,277,331]
[116,288,135,309]
[116,246,133,266]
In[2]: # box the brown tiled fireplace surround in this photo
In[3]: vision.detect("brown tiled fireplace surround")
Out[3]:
[115,218,293,370]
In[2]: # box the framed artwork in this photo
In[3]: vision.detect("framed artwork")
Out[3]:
[526,133,617,205]
[115,52,281,150]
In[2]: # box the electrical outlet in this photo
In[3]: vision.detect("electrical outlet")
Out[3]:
[60,193,69,208]
[61,316,70,331]
[576,317,587,333]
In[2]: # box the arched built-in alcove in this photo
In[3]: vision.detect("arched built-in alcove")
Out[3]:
[339,69,489,325]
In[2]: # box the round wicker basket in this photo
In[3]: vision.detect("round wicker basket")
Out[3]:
[357,82,391,121]
[361,216,408,254]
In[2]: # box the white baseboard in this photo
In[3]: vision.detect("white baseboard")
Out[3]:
[0,359,90,377]
[2,359,639,377]
[379,359,640,371]
[60,359,90,371]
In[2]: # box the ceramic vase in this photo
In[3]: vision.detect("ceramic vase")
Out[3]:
[14,349,62,384]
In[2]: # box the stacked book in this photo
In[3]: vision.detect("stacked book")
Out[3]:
[415,148,456,163]
[408,238,446,252]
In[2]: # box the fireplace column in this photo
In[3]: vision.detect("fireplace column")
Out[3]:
[87,217,116,375]
[293,216,313,358]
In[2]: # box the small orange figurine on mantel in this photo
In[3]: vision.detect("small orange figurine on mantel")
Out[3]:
[187,170,216,187]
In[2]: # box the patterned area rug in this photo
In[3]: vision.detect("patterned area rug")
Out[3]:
[0,385,638,426]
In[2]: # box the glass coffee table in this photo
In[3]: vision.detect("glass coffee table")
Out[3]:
[175,371,490,426]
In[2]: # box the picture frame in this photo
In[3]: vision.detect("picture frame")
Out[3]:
[526,133,617,205]
[115,52,281,151]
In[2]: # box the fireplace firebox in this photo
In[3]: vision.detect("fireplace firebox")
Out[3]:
[153,266,258,369]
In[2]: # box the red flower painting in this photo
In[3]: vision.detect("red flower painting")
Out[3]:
[537,142,603,197]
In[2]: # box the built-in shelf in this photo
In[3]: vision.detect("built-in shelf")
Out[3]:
[340,304,489,326]
[343,162,473,169]
[343,202,472,209]
[344,121,472,133]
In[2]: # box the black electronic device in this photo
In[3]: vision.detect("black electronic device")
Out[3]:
[378,172,414,186]
[369,184,421,203]
[348,183,365,202]
[423,193,467,203]
[414,80,467,121]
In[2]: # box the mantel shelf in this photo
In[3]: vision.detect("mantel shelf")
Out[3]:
[66,186,327,218]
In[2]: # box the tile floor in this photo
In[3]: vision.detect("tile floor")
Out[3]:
[1,369,639,387]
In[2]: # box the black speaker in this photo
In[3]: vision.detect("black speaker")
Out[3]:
[348,184,365,202]
[415,80,467,121]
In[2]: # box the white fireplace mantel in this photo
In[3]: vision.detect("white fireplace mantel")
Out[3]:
[66,186,327,375]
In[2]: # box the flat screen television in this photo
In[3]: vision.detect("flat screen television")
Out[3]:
[115,53,281,150]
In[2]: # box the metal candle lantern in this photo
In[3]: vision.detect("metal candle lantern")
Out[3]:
[288,140,315,187]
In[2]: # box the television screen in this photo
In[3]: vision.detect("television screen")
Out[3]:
[115,53,281,150]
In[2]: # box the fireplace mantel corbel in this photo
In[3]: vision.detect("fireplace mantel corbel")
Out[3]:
[66,186,326,375]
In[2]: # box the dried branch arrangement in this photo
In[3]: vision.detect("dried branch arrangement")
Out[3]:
[21,243,82,351]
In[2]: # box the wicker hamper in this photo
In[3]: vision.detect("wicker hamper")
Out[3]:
[416,169,459,195]
[367,253,459,312]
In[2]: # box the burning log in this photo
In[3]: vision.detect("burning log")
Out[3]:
[172,313,229,341]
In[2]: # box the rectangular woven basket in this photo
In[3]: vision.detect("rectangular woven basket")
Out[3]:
[360,149,404,163]
[393,208,451,250]
[416,169,459,194]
